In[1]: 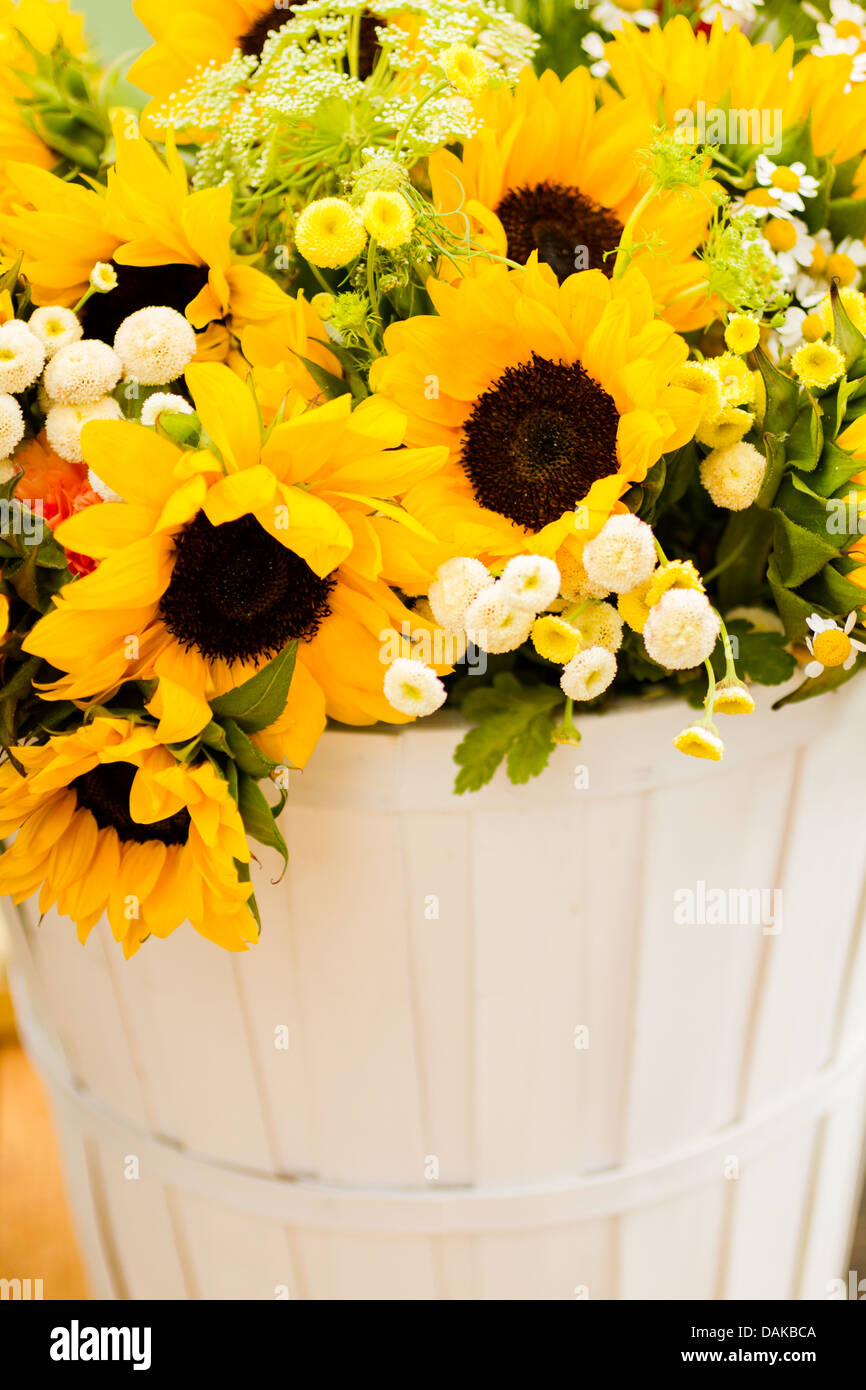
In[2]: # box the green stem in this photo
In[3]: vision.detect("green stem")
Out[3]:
[613,185,658,279]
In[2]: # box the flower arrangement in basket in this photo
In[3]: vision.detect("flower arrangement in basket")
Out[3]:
[0,0,864,956]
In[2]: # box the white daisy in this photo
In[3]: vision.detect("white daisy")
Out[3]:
[814,1,866,82]
[803,612,866,677]
[755,156,820,215]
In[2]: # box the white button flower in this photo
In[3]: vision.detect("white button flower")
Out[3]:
[755,157,820,215]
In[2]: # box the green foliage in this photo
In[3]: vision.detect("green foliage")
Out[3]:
[452,672,564,793]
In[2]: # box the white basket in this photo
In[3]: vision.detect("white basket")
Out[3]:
[7,682,866,1300]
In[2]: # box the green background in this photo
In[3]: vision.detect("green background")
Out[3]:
[78,0,147,61]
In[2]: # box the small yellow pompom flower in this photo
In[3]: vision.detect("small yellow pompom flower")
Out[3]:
[90,262,118,293]
[696,407,753,449]
[711,678,755,716]
[618,578,653,634]
[645,560,705,608]
[310,292,335,320]
[724,315,761,356]
[674,723,725,761]
[700,441,766,511]
[531,615,581,664]
[295,199,367,269]
[442,43,488,98]
[673,362,723,422]
[361,190,416,250]
[714,352,757,408]
[791,340,845,391]
[802,313,827,343]
[819,286,866,335]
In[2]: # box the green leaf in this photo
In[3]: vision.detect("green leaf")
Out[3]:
[805,562,866,615]
[831,285,866,370]
[725,621,796,686]
[506,711,557,785]
[223,719,277,778]
[210,642,298,733]
[751,346,799,438]
[829,196,866,244]
[810,439,865,496]
[770,511,839,587]
[453,672,563,794]
[293,353,351,401]
[773,656,864,709]
[773,472,837,542]
[237,774,288,876]
[785,396,823,472]
[767,556,824,640]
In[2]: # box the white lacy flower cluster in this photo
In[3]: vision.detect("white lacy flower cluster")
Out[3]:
[157,1,536,196]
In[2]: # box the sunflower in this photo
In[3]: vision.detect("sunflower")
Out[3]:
[0,716,255,957]
[599,17,866,176]
[130,0,398,130]
[23,364,450,768]
[0,115,292,352]
[370,258,701,573]
[237,289,344,414]
[0,0,86,191]
[429,65,715,331]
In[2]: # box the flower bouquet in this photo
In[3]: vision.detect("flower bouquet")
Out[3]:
[2,0,866,1307]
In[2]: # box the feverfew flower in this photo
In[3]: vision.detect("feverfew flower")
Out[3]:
[140,393,195,428]
[295,198,367,269]
[724,314,761,355]
[755,157,820,215]
[582,514,657,594]
[44,340,122,405]
[560,646,617,702]
[674,723,725,761]
[442,43,488,98]
[428,557,493,632]
[643,589,721,670]
[531,615,581,665]
[804,612,866,677]
[90,262,118,293]
[384,659,447,718]
[114,308,197,386]
[464,585,534,654]
[27,307,82,358]
[712,677,756,715]
[570,602,624,654]
[46,397,123,463]
[791,341,845,391]
[700,441,767,511]
[0,320,45,393]
[0,393,25,457]
[361,191,415,250]
[499,555,561,613]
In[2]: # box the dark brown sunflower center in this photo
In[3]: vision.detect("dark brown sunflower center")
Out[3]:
[241,3,381,78]
[158,512,335,664]
[460,353,620,532]
[495,182,624,283]
[80,261,210,346]
[73,762,190,847]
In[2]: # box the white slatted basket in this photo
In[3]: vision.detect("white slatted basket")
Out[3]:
[6,681,866,1300]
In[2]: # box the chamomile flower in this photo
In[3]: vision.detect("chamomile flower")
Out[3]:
[499,555,561,613]
[700,0,763,27]
[0,320,45,393]
[384,659,447,718]
[581,32,609,78]
[561,646,617,702]
[700,441,767,510]
[674,722,725,761]
[428,557,493,633]
[763,216,817,288]
[295,199,367,269]
[590,1,658,32]
[791,341,845,391]
[755,157,820,215]
[813,2,866,82]
[27,307,82,358]
[114,307,196,386]
[803,612,866,676]
[582,514,657,594]
[361,191,415,250]
[643,590,721,670]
